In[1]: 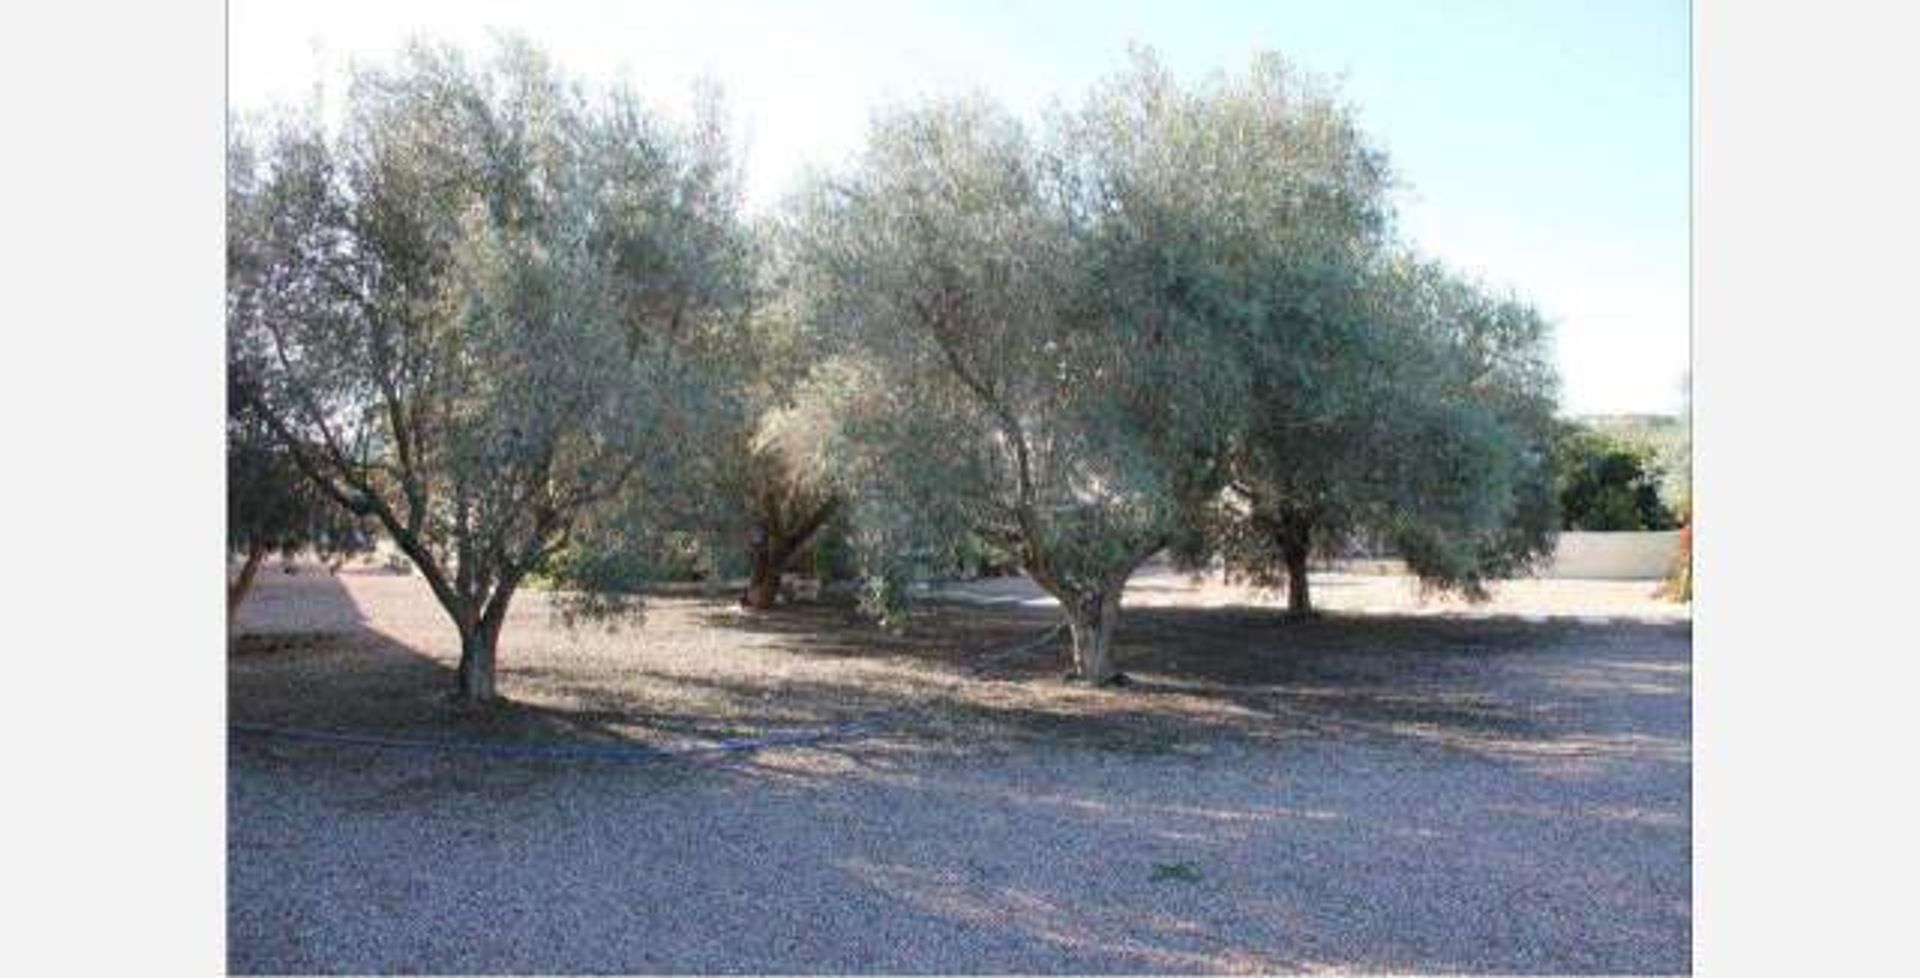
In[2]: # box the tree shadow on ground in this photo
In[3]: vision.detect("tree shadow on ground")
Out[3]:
[230,569,683,749]
[229,572,1690,975]
[229,569,1689,771]
[690,596,1689,765]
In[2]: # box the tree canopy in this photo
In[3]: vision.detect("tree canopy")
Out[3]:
[227,39,752,701]
[791,90,1201,681]
[1202,255,1558,612]
[229,38,1572,696]
[785,50,1561,679]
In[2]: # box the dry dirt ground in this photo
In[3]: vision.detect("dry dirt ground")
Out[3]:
[229,564,1691,974]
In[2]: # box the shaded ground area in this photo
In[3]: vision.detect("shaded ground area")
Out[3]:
[230,566,1690,973]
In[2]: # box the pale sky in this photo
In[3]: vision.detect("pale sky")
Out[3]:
[229,0,1691,416]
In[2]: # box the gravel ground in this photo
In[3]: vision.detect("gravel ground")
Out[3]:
[229,565,1691,974]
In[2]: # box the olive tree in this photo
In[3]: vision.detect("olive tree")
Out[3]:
[1057,50,1411,618]
[227,40,748,702]
[1217,257,1561,614]
[717,233,844,610]
[226,137,370,622]
[792,90,1237,683]
[1014,52,1563,618]
[1355,259,1561,593]
[734,403,842,609]
[792,49,1395,681]
[548,225,845,612]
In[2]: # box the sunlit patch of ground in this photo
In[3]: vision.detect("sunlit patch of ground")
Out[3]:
[933,560,1690,620]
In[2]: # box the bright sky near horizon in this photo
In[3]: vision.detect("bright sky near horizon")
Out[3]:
[229,0,1691,416]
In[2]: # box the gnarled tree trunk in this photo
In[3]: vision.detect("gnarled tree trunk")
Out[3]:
[456,625,497,703]
[743,541,784,610]
[1274,510,1315,619]
[740,498,839,612]
[1028,558,1135,687]
[1064,588,1122,685]
[1281,535,1312,617]
[455,613,505,704]
[454,581,518,704]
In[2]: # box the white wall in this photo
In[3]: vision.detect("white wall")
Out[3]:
[1320,531,1682,581]
[1542,531,1682,580]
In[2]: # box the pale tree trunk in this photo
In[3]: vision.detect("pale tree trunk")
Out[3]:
[1064,589,1123,685]
[1025,542,1160,687]
[456,619,499,703]
[454,586,516,704]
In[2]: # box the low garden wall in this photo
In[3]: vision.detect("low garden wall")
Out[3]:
[1321,531,1682,581]
[1540,530,1682,580]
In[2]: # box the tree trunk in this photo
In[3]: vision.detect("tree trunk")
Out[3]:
[1064,590,1122,685]
[227,542,268,626]
[456,622,499,703]
[455,589,516,704]
[1281,536,1312,617]
[1272,512,1314,619]
[453,567,529,704]
[740,499,838,611]
[742,538,785,611]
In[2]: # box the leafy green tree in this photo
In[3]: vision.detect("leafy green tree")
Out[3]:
[226,138,371,623]
[792,48,1564,673]
[791,86,1234,683]
[1081,50,1394,617]
[1213,257,1561,614]
[1050,50,1560,618]
[547,226,846,612]
[1552,424,1678,531]
[1366,264,1562,591]
[733,399,843,609]
[227,39,750,702]
[715,232,845,610]
[794,50,1409,680]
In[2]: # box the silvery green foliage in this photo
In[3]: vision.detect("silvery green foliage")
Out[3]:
[1053,49,1565,603]
[1214,250,1561,601]
[1061,49,1397,581]
[226,131,371,571]
[790,91,1203,636]
[549,217,849,611]
[228,38,750,692]
[792,49,1487,644]
[1364,257,1561,593]
[711,224,848,583]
